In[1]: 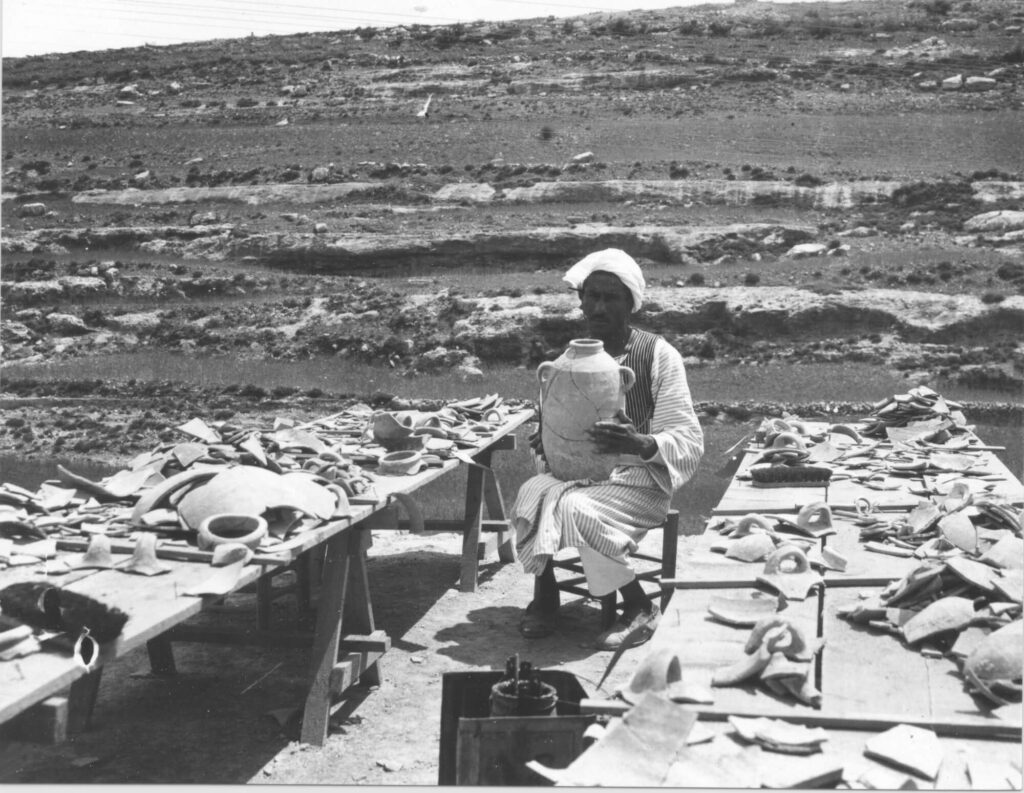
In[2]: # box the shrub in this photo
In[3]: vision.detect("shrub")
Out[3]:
[980,291,1006,304]
[686,272,706,286]
[743,272,760,286]
[794,173,826,187]
[238,384,268,399]
[996,262,1024,281]
[539,125,555,141]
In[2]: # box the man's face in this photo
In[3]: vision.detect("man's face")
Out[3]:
[579,271,633,336]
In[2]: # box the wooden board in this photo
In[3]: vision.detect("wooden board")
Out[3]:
[711,450,828,516]
[824,478,923,512]
[674,720,1021,789]
[650,587,820,720]
[711,480,827,516]
[818,587,1008,734]
[819,516,920,586]
[677,515,911,589]
[0,408,535,731]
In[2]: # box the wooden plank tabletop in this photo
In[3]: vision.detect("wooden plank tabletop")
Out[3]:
[0,407,534,727]
[820,514,921,586]
[818,587,1019,736]
[677,512,915,589]
[673,720,1022,789]
[648,586,821,720]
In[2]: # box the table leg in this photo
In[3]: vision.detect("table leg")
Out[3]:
[460,463,485,592]
[300,530,354,746]
[67,668,103,734]
[342,532,381,688]
[146,635,176,675]
[482,463,516,563]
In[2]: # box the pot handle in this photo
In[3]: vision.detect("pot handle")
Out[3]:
[537,361,556,387]
[619,365,636,393]
[763,544,810,575]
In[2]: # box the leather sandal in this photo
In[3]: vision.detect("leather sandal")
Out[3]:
[596,602,661,651]
[519,602,558,639]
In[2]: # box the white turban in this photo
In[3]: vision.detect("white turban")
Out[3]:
[563,248,645,312]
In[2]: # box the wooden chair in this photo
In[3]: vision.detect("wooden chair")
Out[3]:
[551,509,680,629]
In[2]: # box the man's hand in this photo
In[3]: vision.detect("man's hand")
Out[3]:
[587,409,657,458]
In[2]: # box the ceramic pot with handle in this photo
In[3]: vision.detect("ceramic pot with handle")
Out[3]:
[537,338,636,481]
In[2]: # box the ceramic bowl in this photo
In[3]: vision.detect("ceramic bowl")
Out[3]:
[197,513,268,551]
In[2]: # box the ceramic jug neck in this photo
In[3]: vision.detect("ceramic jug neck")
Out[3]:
[568,339,605,357]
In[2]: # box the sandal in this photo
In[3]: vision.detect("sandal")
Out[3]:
[518,602,558,639]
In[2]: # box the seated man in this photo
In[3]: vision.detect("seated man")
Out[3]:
[511,248,704,650]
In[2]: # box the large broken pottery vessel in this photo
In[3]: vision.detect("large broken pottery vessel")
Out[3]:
[962,620,1023,706]
[538,339,635,481]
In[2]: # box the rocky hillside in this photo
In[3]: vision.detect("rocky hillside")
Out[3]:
[3,0,1023,397]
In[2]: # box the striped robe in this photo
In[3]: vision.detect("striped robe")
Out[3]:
[512,329,704,596]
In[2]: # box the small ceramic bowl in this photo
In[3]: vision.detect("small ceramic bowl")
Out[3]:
[197,513,268,551]
[378,450,424,476]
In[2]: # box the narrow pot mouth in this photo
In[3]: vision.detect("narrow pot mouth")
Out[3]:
[568,338,605,353]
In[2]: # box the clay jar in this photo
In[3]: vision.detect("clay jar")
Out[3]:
[537,338,636,481]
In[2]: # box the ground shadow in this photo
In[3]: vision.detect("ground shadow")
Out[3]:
[0,638,304,783]
[433,600,612,674]
[367,548,473,639]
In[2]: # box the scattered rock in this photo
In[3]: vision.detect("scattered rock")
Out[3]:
[18,203,47,217]
[46,313,91,335]
[106,312,163,333]
[785,243,827,259]
[940,17,980,31]
[964,76,997,92]
[963,210,1024,233]
[310,165,332,182]
[456,363,485,381]
[941,74,963,91]
[838,226,877,238]
[1,321,36,343]
[189,211,221,226]
[434,183,497,204]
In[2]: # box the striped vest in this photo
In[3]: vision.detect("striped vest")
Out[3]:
[619,328,659,434]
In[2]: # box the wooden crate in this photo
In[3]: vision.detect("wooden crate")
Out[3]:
[438,669,594,786]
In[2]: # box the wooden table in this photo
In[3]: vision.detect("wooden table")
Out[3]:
[0,407,532,747]
[584,417,1022,787]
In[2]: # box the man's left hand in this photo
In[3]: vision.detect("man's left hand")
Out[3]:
[587,409,657,458]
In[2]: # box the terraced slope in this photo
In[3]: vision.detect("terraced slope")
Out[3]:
[2,0,1023,457]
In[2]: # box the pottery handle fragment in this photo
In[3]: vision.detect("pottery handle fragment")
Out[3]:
[537,361,556,387]
[764,544,811,575]
[619,366,636,394]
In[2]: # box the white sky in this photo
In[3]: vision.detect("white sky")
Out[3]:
[1,0,799,58]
